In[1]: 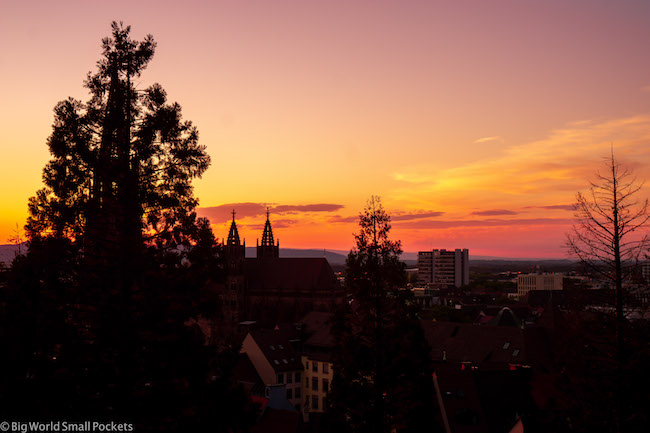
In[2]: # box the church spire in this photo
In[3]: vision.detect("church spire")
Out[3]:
[261,208,274,247]
[227,209,241,246]
[257,207,279,258]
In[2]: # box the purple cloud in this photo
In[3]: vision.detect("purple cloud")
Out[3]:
[392,211,445,221]
[273,204,344,213]
[244,219,297,231]
[327,215,359,224]
[198,202,345,223]
[328,211,445,224]
[197,203,267,223]
[394,218,573,229]
[525,204,576,211]
[471,209,518,216]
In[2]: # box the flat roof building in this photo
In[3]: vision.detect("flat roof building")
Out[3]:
[418,249,469,288]
[517,273,563,299]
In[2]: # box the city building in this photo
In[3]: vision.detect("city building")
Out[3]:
[240,327,304,411]
[517,273,563,298]
[298,312,335,419]
[417,249,470,288]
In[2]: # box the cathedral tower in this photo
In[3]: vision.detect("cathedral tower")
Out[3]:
[257,209,279,259]
[223,210,245,323]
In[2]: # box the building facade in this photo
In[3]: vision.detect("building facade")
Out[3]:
[417,249,470,288]
[517,273,563,298]
[301,355,333,416]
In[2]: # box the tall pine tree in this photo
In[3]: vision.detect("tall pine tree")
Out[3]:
[328,196,437,433]
[1,23,255,431]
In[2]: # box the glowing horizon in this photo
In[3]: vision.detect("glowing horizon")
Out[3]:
[2,1,650,258]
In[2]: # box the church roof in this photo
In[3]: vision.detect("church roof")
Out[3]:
[244,258,339,292]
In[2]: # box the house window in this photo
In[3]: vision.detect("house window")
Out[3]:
[503,342,510,349]
[295,372,301,382]
[323,363,329,374]
[323,378,329,392]
[312,361,318,373]
[513,349,520,356]
[305,378,309,389]
[277,373,284,383]
[312,395,319,410]
[295,387,301,398]
[279,344,284,349]
[287,373,293,383]
[305,360,309,369]
[312,377,318,391]
[287,388,293,400]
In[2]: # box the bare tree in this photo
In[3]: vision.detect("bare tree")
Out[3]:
[566,150,649,432]
[7,223,24,256]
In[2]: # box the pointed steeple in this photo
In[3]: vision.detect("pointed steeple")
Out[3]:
[257,208,279,259]
[227,209,241,246]
[261,208,274,247]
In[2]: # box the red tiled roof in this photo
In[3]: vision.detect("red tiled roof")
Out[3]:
[421,321,527,366]
[249,327,303,373]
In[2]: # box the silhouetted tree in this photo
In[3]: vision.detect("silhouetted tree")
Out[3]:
[25,21,210,277]
[566,151,650,432]
[0,23,253,432]
[328,196,436,433]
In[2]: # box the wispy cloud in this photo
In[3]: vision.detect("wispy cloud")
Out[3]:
[244,219,297,231]
[525,204,576,211]
[274,204,344,213]
[392,211,445,221]
[471,209,518,216]
[328,215,359,224]
[389,115,650,209]
[394,217,573,230]
[473,136,502,144]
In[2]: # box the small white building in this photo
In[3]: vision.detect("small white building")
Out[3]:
[517,273,563,298]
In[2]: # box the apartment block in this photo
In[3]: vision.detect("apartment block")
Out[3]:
[418,249,470,288]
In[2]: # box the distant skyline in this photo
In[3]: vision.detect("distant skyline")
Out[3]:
[2,0,650,258]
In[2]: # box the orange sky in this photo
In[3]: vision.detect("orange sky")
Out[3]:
[2,0,650,258]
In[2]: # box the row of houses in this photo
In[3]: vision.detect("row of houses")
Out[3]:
[236,312,335,425]
[231,303,565,432]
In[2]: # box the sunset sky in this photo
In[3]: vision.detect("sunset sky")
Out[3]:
[2,0,650,258]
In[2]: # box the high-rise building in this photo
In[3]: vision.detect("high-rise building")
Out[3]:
[417,249,469,288]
